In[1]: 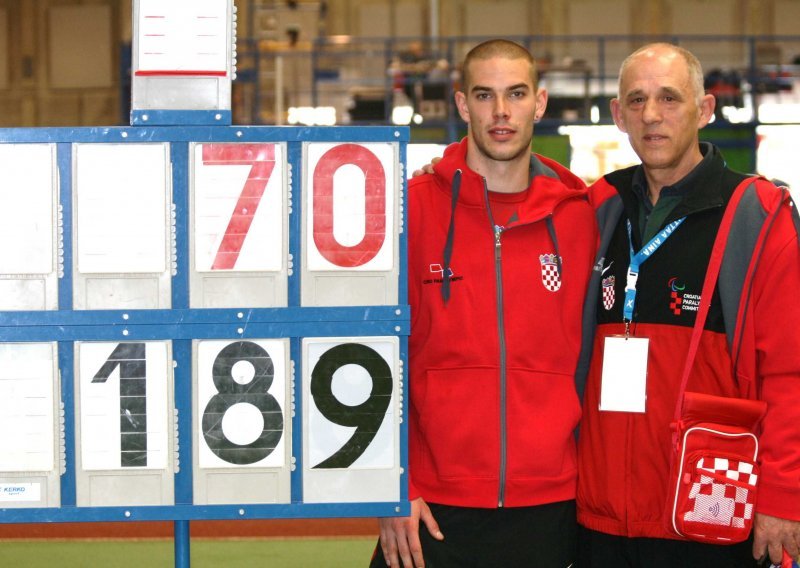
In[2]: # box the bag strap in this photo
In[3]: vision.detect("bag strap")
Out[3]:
[672,177,756,426]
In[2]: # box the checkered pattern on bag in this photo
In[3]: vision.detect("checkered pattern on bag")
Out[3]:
[698,457,758,485]
[683,458,757,528]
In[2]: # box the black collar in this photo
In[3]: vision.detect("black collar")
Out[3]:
[605,143,729,249]
[610,142,727,220]
[631,142,717,211]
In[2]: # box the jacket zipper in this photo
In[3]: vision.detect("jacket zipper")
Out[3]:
[484,179,557,507]
[494,223,507,507]
[492,215,557,507]
[483,176,510,508]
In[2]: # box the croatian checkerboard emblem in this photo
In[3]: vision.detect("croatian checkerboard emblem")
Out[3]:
[684,457,757,528]
[539,254,561,292]
[602,275,615,310]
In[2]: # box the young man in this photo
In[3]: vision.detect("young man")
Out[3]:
[371,39,597,568]
[577,43,800,567]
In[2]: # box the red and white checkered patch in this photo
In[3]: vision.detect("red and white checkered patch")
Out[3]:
[670,291,683,315]
[539,254,561,292]
[683,458,757,529]
[602,276,615,310]
[698,457,758,486]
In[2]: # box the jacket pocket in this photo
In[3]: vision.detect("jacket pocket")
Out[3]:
[415,366,500,480]
[414,366,580,481]
[505,367,581,478]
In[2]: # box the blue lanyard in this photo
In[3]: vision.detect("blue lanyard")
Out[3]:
[623,217,686,323]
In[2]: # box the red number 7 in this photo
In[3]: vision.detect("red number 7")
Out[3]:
[201,144,277,270]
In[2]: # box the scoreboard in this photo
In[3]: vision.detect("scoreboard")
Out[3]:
[0,125,410,523]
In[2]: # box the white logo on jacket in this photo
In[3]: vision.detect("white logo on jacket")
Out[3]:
[539,254,561,292]
[429,263,454,278]
[423,263,462,286]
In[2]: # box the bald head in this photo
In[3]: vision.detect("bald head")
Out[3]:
[462,39,538,92]
[619,43,706,104]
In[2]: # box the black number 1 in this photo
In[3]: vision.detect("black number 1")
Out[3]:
[310,343,393,469]
[92,343,148,467]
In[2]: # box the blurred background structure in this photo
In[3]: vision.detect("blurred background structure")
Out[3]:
[0,0,798,188]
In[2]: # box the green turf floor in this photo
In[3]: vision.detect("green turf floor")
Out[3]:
[0,537,377,567]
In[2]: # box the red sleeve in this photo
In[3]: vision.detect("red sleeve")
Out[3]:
[750,200,800,520]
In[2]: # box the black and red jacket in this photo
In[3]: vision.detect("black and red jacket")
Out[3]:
[576,143,800,538]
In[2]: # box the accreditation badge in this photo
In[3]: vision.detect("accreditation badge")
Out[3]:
[599,336,649,413]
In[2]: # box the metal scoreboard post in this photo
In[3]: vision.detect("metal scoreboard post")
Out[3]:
[0,125,410,525]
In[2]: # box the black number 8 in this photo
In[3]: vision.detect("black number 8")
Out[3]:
[202,341,284,465]
[311,343,393,469]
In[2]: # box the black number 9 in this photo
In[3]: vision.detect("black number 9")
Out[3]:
[310,343,393,468]
[202,341,284,465]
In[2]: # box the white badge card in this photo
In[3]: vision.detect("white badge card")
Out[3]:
[599,336,649,413]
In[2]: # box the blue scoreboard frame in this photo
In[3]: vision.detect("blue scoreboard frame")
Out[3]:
[0,125,410,532]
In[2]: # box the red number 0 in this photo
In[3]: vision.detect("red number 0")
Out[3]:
[312,144,386,268]
[202,144,277,270]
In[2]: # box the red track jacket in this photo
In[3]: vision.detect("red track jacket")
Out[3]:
[407,139,596,508]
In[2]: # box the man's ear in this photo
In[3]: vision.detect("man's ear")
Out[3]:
[610,98,627,133]
[455,91,469,123]
[534,88,548,122]
[697,93,716,129]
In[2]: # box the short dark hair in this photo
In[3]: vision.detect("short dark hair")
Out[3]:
[462,39,538,91]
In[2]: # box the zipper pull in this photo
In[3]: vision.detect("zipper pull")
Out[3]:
[494,225,503,247]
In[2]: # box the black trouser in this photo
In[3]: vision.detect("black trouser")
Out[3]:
[370,500,577,568]
[576,525,758,568]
